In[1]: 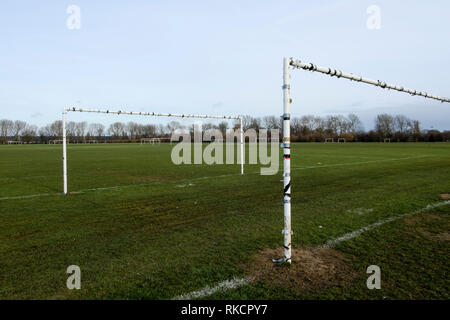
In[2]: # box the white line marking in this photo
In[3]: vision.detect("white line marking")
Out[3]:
[0,155,433,201]
[172,200,450,300]
[323,200,450,248]
[172,277,253,300]
[0,193,55,201]
[291,155,431,171]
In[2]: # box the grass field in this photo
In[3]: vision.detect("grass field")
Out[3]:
[0,142,449,300]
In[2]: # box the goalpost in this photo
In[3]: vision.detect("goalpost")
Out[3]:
[277,57,450,264]
[141,137,172,144]
[62,107,244,195]
[324,138,334,143]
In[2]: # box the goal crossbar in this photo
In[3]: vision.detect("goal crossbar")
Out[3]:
[290,59,450,103]
[65,107,241,120]
[62,107,244,195]
[278,57,450,264]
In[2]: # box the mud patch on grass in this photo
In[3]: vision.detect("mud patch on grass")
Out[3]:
[404,213,444,225]
[416,228,450,242]
[440,194,450,199]
[243,247,357,291]
[404,213,449,242]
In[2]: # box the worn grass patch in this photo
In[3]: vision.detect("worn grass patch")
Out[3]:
[244,247,357,291]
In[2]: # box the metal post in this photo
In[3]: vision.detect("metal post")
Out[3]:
[274,58,292,263]
[62,108,68,195]
[240,117,244,175]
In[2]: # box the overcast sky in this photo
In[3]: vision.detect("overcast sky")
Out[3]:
[1,0,449,130]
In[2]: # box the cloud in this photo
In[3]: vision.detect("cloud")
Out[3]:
[31,112,43,118]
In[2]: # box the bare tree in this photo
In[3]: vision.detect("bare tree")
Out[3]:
[347,114,364,134]
[12,120,27,140]
[88,123,105,140]
[290,117,303,136]
[218,121,228,137]
[127,122,140,140]
[66,121,77,140]
[109,122,126,139]
[394,115,410,134]
[50,120,63,139]
[22,125,38,143]
[142,124,157,138]
[0,119,14,143]
[75,121,87,142]
[166,121,184,136]
[375,114,395,139]
[262,116,281,129]
[325,115,340,136]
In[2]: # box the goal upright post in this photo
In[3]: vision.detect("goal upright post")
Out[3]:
[240,116,244,175]
[273,57,293,264]
[277,56,450,264]
[60,107,244,194]
[62,108,68,195]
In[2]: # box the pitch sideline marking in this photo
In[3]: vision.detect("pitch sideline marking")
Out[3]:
[172,200,450,300]
[0,155,431,201]
[172,277,253,300]
[323,200,450,248]
[291,155,431,171]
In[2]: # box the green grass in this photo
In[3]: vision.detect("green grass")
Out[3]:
[0,142,449,299]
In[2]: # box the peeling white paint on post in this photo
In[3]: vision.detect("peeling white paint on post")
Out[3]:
[273,57,293,264]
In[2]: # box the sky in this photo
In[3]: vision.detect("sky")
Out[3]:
[0,0,449,131]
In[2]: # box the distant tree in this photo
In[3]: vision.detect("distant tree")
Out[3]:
[12,120,27,140]
[347,114,364,135]
[262,116,281,130]
[22,125,38,143]
[109,122,126,139]
[0,119,14,143]
[66,122,77,140]
[88,123,105,140]
[375,114,395,139]
[141,124,157,138]
[50,121,63,139]
[75,121,87,142]
[126,122,140,140]
[218,121,228,137]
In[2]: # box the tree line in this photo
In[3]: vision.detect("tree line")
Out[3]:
[0,113,449,144]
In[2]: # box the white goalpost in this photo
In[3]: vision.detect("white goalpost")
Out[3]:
[277,57,450,264]
[140,137,172,144]
[62,107,244,195]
